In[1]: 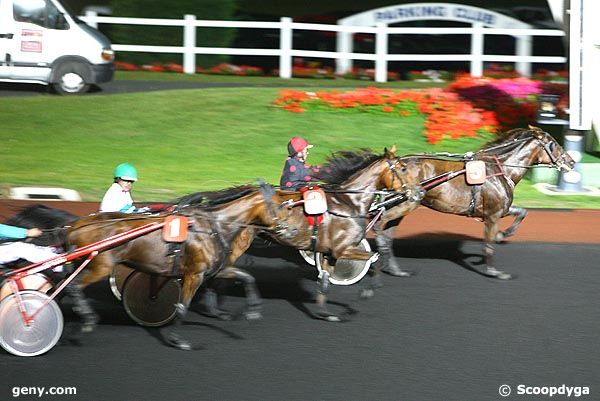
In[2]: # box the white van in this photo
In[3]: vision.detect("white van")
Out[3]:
[0,0,114,94]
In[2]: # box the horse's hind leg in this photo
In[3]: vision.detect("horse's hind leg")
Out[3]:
[496,207,528,242]
[231,268,262,320]
[63,278,99,333]
[61,255,113,334]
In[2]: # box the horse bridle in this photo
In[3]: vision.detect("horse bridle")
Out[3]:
[478,135,570,171]
[384,158,424,203]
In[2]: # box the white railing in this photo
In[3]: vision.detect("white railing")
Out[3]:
[81,13,566,82]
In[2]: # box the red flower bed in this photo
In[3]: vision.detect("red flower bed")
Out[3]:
[448,75,553,130]
[273,87,498,144]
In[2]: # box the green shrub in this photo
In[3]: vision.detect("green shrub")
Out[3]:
[109,0,237,68]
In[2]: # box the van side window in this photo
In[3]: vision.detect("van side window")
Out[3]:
[13,0,69,30]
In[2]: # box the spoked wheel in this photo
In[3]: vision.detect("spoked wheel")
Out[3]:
[109,265,135,301]
[122,272,181,327]
[315,239,373,286]
[0,290,63,357]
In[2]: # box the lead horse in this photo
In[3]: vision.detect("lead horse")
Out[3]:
[373,126,575,280]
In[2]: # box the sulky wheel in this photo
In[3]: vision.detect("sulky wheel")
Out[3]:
[109,265,135,301]
[315,239,373,285]
[122,272,181,327]
[298,249,317,266]
[0,273,52,302]
[0,290,63,357]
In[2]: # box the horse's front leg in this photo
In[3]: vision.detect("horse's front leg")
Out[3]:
[203,266,262,321]
[314,263,340,322]
[166,272,203,351]
[496,206,528,242]
[483,217,513,280]
[374,219,413,277]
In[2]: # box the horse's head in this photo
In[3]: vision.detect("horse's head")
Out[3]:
[257,181,298,239]
[530,126,576,172]
[380,145,424,201]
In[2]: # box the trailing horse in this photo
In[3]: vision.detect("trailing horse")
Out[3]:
[6,185,296,350]
[373,126,575,280]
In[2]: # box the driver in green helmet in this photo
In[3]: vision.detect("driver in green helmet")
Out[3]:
[100,162,147,213]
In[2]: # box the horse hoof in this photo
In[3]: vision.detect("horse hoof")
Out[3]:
[360,289,375,299]
[382,267,414,277]
[244,310,262,320]
[495,232,506,243]
[168,334,192,351]
[317,311,342,322]
[323,315,342,323]
[80,314,99,333]
[486,268,513,280]
[176,341,192,351]
[217,312,233,321]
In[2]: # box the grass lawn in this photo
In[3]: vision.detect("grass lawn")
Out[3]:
[1,73,599,209]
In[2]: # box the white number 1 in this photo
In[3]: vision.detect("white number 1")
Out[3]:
[168,218,180,237]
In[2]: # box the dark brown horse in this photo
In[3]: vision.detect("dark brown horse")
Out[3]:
[66,184,296,350]
[231,147,422,321]
[373,126,575,279]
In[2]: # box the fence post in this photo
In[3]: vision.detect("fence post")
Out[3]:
[183,14,196,74]
[279,17,292,79]
[375,22,388,83]
[84,10,98,29]
[515,35,532,77]
[470,23,484,77]
[336,31,353,75]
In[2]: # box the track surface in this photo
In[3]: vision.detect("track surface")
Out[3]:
[2,237,599,401]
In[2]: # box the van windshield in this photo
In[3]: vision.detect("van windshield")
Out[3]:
[58,0,81,23]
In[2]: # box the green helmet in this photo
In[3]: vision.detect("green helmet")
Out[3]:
[114,163,138,181]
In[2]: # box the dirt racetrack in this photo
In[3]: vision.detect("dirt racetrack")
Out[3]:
[1,199,598,244]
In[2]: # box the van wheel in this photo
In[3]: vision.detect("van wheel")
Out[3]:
[52,62,90,95]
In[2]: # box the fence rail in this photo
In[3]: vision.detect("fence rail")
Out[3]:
[81,13,566,82]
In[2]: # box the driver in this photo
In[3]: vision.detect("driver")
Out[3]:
[0,224,57,265]
[100,162,148,213]
[280,136,321,190]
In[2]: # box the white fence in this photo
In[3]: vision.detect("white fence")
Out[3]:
[81,13,566,82]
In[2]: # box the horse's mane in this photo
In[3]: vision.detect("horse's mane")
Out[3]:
[176,184,257,208]
[480,127,543,149]
[316,149,382,186]
[3,204,77,247]
[4,204,77,229]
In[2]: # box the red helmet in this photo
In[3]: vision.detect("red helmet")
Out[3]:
[287,136,313,156]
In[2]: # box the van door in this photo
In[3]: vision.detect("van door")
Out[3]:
[0,0,16,79]
[9,0,69,81]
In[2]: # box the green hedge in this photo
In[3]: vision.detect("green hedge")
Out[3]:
[109,0,237,67]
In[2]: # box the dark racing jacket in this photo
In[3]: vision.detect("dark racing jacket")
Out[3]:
[280,156,320,190]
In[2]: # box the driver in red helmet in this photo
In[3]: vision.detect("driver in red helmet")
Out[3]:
[280,136,321,190]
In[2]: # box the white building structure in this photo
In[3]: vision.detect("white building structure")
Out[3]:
[336,3,535,77]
